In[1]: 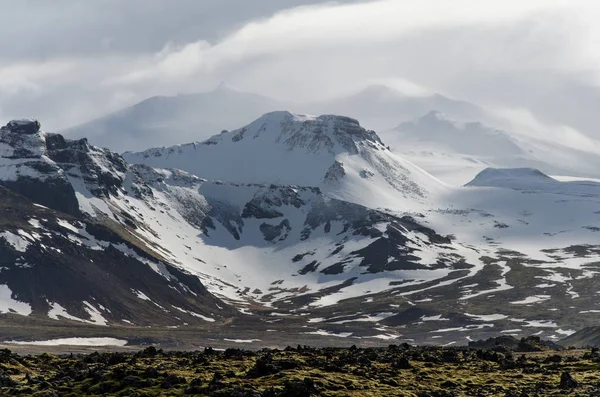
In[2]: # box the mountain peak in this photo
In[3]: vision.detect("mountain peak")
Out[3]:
[420,110,452,122]
[123,111,440,208]
[466,167,554,188]
[395,110,456,133]
[213,81,235,93]
[0,120,127,215]
[251,110,297,123]
[203,111,381,153]
[2,119,41,135]
[393,112,525,158]
[356,84,404,99]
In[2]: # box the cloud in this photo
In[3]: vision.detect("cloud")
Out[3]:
[2,0,600,143]
[103,0,600,105]
[114,0,590,83]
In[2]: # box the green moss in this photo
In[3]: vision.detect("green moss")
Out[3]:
[1,346,600,396]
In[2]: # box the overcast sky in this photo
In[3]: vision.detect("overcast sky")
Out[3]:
[2,0,600,139]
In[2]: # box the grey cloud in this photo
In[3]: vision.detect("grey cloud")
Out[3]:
[1,0,600,145]
[0,0,366,60]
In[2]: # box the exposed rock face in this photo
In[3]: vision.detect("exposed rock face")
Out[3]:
[324,161,345,183]
[5,119,41,135]
[0,120,233,326]
[360,169,375,179]
[0,186,231,326]
[44,133,128,198]
[560,372,578,389]
[260,219,292,241]
[0,121,127,216]
[0,122,80,215]
[0,176,80,216]
[0,120,47,159]
[242,186,307,219]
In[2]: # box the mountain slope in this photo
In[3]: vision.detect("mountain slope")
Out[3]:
[122,112,600,345]
[124,111,447,211]
[393,110,524,157]
[63,84,286,151]
[381,111,600,185]
[560,326,600,347]
[127,169,465,308]
[0,186,227,326]
[309,85,485,131]
[5,116,600,346]
[0,117,468,339]
[0,120,232,326]
[63,84,485,152]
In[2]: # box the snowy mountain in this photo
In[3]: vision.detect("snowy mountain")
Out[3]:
[381,111,600,186]
[121,112,600,345]
[63,83,286,151]
[123,111,447,210]
[309,85,485,132]
[62,84,484,153]
[0,120,231,326]
[3,115,600,346]
[393,110,524,157]
[0,117,462,337]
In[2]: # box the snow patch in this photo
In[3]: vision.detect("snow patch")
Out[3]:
[0,285,31,315]
[223,338,262,343]
[510,295,551,305]
[4,337,127,346]
[303,329,353,338]
[83,301,108,326]
[0,231,30,252]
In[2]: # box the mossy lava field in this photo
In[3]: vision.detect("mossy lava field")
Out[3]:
[2,342,600,396]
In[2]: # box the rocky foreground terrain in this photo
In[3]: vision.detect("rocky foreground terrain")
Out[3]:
[1,338,600,396]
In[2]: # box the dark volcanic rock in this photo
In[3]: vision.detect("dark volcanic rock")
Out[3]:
[324,160,345,183]
[298,260,320,275]
[0,120,128,216]
[560,372,578,389]
[4,345,595,396]
[0,185,231,326]
[5,119,40,135]
[0,176,80,216]
[468,336,563,352]
[260,219,291,241]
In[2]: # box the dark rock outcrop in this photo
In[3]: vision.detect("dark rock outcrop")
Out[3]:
[5,119,40,135]
[0,120,128,216]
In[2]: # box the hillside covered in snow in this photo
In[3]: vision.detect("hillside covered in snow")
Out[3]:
[2,114,600,347]
[63,83,287,151]
[382,111,600,186]
[63,84,486,153]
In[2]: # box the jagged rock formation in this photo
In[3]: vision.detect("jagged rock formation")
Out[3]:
[0,120,231,326]
[2,114,600,347]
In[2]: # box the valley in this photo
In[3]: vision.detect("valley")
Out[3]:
[5,3,600,396]
[1,114,600,349]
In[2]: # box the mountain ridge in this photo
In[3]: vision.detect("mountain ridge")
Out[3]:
[123,111,447,211]
[63,84,287,151]
[382,110,600,186]
[3,115,600,346]
[63,84,487,152]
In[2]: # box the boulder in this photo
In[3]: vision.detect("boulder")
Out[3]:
[559,372,578,389]
[5,119,41,135]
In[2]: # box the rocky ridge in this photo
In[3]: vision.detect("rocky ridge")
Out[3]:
[2,116,600,347]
